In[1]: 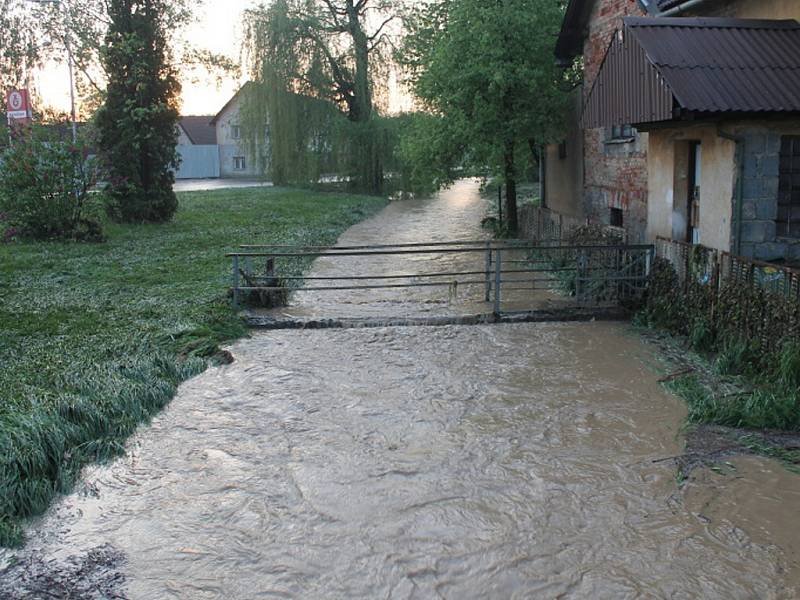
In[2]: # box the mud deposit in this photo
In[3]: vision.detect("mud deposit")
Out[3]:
[3,180,800,598]
[0,544,125,599]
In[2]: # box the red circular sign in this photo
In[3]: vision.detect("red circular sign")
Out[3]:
[8,91,23,111]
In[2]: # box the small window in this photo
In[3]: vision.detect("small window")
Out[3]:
[233,156,246,170]
[231,125,241,140]
[558,141,567,159]
[610,207,624,227]
[609,124,635,141]
[778,135,800,238]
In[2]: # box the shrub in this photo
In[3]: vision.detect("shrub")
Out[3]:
[0,124,104,241]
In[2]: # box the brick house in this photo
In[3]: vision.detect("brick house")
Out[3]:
[546,0,800,264]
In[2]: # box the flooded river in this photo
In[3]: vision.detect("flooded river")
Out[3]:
[4,180,800,598]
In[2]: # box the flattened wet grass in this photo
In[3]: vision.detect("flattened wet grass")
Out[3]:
[0,186,386,546]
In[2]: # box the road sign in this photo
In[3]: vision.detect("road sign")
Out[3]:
[7,89,31,124]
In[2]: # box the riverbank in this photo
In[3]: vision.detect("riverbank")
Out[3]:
[638,327,800,477]
[0,186,386,546]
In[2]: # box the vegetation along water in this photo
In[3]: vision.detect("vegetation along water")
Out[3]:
[0,186,386,546]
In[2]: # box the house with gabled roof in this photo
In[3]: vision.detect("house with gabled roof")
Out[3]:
[210,82,270,179]
[176,116,219,179]
[545,0,800,265]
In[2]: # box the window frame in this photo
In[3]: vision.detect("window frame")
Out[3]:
[231,124,241,140]
[233,156,246,171]
[610,207,624,228]
[607,124,636,144]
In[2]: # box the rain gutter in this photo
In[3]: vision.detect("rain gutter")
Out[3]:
[660,0,712,17]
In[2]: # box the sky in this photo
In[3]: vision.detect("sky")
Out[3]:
[37,0,254,118]
[35,0,411,118]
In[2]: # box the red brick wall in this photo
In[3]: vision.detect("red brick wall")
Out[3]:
[581,0,649,242]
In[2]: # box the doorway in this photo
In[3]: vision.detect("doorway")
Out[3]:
[687,141,702,244]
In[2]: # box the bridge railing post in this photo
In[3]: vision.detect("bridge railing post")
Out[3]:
[493,248,502,314]
[232,255,240,309]
[485,242,492,301]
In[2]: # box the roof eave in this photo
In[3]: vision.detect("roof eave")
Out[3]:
[554,0,595,61]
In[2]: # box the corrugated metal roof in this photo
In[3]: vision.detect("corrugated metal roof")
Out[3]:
[179,116,217,145]
[625,17,800,114]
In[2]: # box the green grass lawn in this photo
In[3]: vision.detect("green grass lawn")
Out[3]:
[0,186,386,546]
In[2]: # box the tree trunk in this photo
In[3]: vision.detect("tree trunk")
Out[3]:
[503,141,518,235]
[346,0,371,123]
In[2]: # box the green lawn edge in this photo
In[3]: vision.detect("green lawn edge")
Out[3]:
[0,186,387,546]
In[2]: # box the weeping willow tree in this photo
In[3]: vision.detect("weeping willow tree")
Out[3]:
[242,0,397,193]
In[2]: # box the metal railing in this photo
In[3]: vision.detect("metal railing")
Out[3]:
[226,239,654,314]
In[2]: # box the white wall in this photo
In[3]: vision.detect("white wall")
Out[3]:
[215,100,265,178]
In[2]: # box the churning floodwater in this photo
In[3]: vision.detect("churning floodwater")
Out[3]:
[4,180,800,599]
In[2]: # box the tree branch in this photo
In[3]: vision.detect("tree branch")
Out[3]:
[368,15,394,42]
[321,0,347,30]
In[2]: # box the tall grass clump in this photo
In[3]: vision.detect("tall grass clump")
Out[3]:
[0,186,386,545]
[641,255,800,431]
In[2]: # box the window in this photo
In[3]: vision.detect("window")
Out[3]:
[233,156,246,170]
[610,207,624,227]
[231,125,241,140]
[558,141,567,159]
[609,124,635,142]
[778,135,800,238]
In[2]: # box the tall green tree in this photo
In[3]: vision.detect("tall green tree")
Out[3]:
[243,0,397,193]
[402,0,571,233]
[0,0,39,93]
[95,0,181,223]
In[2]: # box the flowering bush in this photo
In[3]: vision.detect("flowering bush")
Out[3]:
[0,123,104,241]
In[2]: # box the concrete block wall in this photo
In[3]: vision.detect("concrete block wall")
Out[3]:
[737,131,800,263]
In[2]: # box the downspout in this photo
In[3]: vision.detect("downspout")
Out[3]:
[660,0,713,17]
[717,128,744,256]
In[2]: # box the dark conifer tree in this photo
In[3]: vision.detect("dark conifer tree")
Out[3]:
[96,0,181,223]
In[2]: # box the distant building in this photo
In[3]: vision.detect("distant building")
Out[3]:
[211,83,269,179]
[175,84,269,180]
[176,116,219,179]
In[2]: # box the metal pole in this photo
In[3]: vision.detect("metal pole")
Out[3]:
[493,248,502,314]
[484,241,492,301]
[65,20,77,143]
[232,255,240,309]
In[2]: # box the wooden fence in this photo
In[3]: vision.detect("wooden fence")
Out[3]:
[655,237,800,301]
[518,205,627,244]
[654,237,800,357]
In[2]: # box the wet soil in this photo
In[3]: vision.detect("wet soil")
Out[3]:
[0,544,126,599]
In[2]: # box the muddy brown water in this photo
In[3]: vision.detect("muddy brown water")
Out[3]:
[3,179,800,599]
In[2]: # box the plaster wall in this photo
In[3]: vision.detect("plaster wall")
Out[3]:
[544,89,584,218]
[215,100,264,178]
[647,126,736,253]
